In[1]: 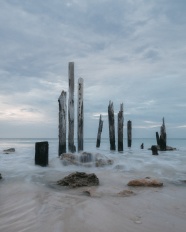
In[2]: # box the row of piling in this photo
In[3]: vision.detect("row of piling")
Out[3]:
[97,101,132,152]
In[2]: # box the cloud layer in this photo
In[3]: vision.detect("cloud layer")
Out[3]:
[0,0,186,138]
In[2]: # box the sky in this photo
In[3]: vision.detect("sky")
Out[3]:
[0,0,186,139]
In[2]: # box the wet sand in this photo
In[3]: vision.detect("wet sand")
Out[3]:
[0,170,186,232]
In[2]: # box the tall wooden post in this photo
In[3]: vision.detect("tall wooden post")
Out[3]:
[77,77,84,152]
[96,114,103,148]
[156,132,160,146]
[58,91,67,156]
[108,101,116,150]
[68,62,76,152]
[159,117,166,150]
[118,103,124,151]
[127,120,132,147]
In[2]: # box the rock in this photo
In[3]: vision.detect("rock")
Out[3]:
[166,146,176,151]
[80,152,93,163]
[57,172,99,188]
[127,178,163,187]
[3,148,15,154]
[82,187,100,197]
[60,152,114,167]
[60,153,78,165]
[95,158,114,167]
[117,190,135,197]
[151,145,159,155]
[148,145,176,151]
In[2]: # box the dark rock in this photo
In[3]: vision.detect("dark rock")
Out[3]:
[148,145,176,151]
[151,145,159,155]
[166,146,176,151]
[127,178,163,187]
[3,148,15,153]
[57,172,99,188]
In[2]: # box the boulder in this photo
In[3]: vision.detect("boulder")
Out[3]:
[57,172,99,188]
[127,178,163,187]
[3,148,15,154]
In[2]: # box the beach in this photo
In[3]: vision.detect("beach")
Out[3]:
[0,138,186,232]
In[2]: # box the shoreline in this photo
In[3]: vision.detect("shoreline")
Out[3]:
[0,169,186,232]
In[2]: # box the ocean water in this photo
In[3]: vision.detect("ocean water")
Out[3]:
[0,138,186,232]
[0,138,186,183]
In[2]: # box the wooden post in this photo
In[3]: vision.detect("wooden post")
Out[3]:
[96,114,103,148]
[127,120,132,147]
[156,132,160,146]
[108,101,116,150]
[151,145,159,155]
[35,141,48,166]
[77,77,84,152]
[159,117,166,151]
[118,103,124,151]
[58,91,67,156]
[68,62,76,152]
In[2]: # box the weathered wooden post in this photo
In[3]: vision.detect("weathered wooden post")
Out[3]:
[58,91,67,156]
[156,132,160,146]
[118,103,124,151]
[35,141,48,166]
[159,117,166,151]
[96,114,103,148]
[77,77,84,152]
[108,101,116,150]
[68,62,76,152]
[151,145,159,155]
[127,120,132,147]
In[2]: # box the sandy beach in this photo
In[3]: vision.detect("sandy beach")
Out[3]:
[1,169,186,232]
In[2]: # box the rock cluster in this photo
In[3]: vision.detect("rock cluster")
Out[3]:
[57,172,99,188]
[60,152,114,167]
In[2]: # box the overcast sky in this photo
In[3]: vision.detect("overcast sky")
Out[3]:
[0,0,186,139]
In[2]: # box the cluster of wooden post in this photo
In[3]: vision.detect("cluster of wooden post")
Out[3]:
[97,101,131,151]
[58,62,84,156]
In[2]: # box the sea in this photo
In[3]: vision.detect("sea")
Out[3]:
[0,138,186,232]
[1,137,186,183]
